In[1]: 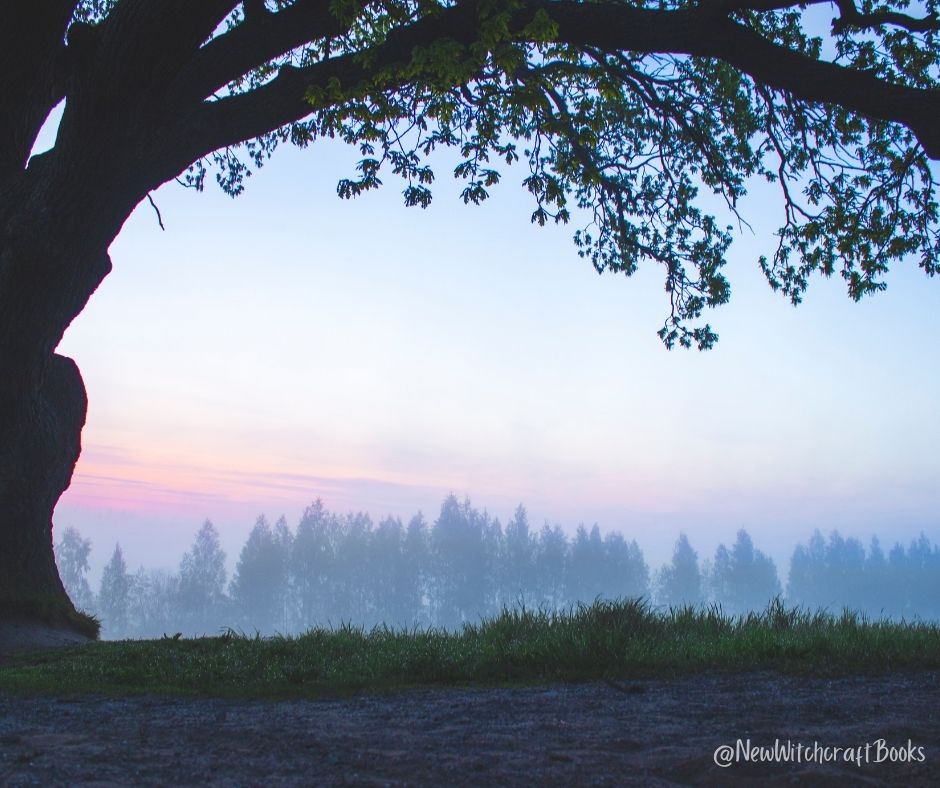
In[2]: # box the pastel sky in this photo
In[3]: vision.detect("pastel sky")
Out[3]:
[36,106,940,579]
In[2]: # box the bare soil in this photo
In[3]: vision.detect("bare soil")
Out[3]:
[0,671,938,785]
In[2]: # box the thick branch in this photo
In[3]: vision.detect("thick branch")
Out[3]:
[702,18,940,156]
[93,0,239,94]
[165,0,940,179]
[177,0,369,104]
[832,0,940,34]
[698,0,828,13]
[543,1,940,158]
[0,1,78,175]
[172,3,481,166]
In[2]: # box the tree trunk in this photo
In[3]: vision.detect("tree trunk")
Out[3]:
[0,353,97,636]
[0,179,116,638]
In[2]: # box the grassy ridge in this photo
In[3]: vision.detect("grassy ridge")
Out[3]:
[2,599,939,698]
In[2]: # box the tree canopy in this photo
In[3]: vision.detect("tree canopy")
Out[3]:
[5,0,938,348]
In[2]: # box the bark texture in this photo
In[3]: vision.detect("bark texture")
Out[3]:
[0,354,91,631]
[0,179,113,637]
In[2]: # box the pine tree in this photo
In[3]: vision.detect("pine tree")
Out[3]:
[534,524,568,610]
[98,544,131,638]
[402,513,431,627]
[709,530,781,615]
[291,499,339,630]
[178,520,228,635]
[431,495,487,628]
[502,504,536,608]
[568,524,606,604]
[657,533,703,608]
[230,515,291,634]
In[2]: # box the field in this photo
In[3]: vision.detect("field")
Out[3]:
[2,601,938,784]
[2,599,939,696]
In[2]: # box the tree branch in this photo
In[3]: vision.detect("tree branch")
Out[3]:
[0,1,78,175]
[177,0,369,104]
[698,0,829,13]
[93,0,240,91]
[542,1,940,158]
[163,0,940,181]
[172,2,481,166]
[242,0,270,24]
[832,0,940,34]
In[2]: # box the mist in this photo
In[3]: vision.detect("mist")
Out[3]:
[54,494,940,639]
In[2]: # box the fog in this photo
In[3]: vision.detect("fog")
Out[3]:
[54,495,940,639]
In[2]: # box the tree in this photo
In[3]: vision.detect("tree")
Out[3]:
[230,515,291,633]
[3,1,937,634]
[657,533,703,608]
[787,529,869,613]
[402,512,431,626]
[430,495,488,628]
[568,523,606,603]
[709,529,781,614]
[126,567,180,639]
[533,523,568,609]
[369,515,406,627]
[177,519,228,634]
[291,499,339,629]
[599,531,649,600]
[98,543,131,638]
[501,504,536,607]
[905,533,940,620]
[862,536,891,617]
[786,529,828,609]
[54,526,96,613]
[332,511,374,625]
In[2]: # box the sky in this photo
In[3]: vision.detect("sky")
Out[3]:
[34,105,940,582]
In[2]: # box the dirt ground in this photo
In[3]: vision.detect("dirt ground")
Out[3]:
[0,671,937,785]
[0,622,91,654]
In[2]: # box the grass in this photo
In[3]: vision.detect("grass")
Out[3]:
[1,599,939,698]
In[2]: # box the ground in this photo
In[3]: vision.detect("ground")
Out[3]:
[0,671,937,785]
[0,621,92,654]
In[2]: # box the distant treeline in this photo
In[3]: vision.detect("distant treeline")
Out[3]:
[55,495,940,638]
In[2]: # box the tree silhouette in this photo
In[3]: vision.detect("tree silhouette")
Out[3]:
[430,495,488,628]
[861,536,891,616]
[599,531,649,601]
[786,530,940,619]
[2,1,938,634]
[51,498,939,636]
[657,533,703,608]
[54,526,95,613]
[369,515,406,627]
[230,515,291,633]
[98,543,131,638]
[709,529,781,614]
[905,534,940,620]
[291,499,339,629]
[126,568,179,639]
[502,504,536,607]
[402,513,431,627]
[332,511,374,624]
[534,524,568,609]
[568,524,606,603]
[177,520,228,635]
[786,529,828,609]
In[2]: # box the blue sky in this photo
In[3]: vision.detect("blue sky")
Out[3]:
[38,110,940,579]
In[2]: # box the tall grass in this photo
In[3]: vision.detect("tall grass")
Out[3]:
[2,599,938,697]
